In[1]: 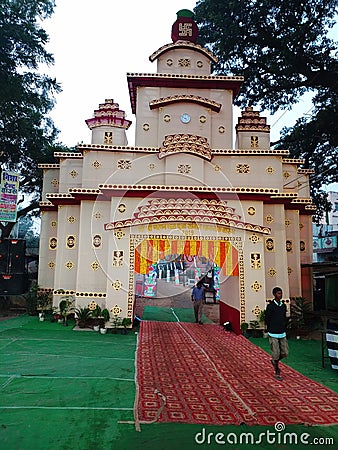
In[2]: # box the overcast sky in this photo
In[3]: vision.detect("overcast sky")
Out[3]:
[43,1,336,191]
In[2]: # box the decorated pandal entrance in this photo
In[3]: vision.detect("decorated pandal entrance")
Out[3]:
[133,236,239,301]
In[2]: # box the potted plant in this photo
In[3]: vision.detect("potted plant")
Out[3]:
[111,315,122,334]
[100,308,110,334]
[240,322,249,338]
[59,294,75,326]
[249,319,262,337]
[91,305,103,331]
[121,317,132,335]
[75,307,92,328]
[37,290,52,321]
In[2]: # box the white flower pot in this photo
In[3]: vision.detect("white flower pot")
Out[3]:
[100,328,107,334]
[93,325,100,332]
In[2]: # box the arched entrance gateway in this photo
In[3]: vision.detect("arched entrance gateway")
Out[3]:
[37,10,314,334]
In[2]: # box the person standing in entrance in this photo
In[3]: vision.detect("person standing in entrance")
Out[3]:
[191,281,205,324]
[265,286,288,381]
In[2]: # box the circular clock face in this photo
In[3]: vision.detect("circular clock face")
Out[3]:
[180,113,191,124]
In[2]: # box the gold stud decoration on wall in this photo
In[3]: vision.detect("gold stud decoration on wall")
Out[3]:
[252,305,261,317]
[266,166,275,174]
[117,160,131,170]
[50,220,57,228]
[91,261,100,271]
[265,237,275,252]
[251,281,262,292]
[65,261,75,270]
[143,123,150,131]
[236,164,250,174]
[283,171,290,179]
[104,131,113,144]
[112,250,124,267]
[112,280,122,291]
[286,240,293,252]
[178,58,191,67]
[196,60,203,68]
[149,163,155,170]
[67,216,76,224]
[93,211,102,220]
[110,305,122,317]
[88,301,98,311]
[248,206,256,216]
[66,235,76,249]
[92,234,102,249]
[288,267,293,275]
[69,170,78,178]
[92,160,101,169]
[299,223,304,229]
[48,261,55,269]
[265,215,274,224]
[250,253,261,269]
[49,237,57,250]
[199,115,207,123]
[166,58,173,66]
[251,136,259,148]
[218,126,225,133]
[285,219,291,227]
[118,203,126,213]
[114,229,125,240]
[214,165,221,171]
[300,240,306,252]
[51,178,59,187]
[249,234,260,244]
[177,164,191,174]
[268,267,277,277]
[163,114,171,122]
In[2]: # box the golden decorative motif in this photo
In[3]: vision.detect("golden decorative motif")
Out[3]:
[91,261,100,271]
[265,237,275,252]
[196,60,203,68]
[66,235,76,249]
[178,58,191,67]
[114,229,125,239]
[159,134,212,161]
[236,164,250,174]
[49,237,57,250]
[250,253,261,269]
[92,160,101,169]
[177,164,191,174]
[93,211,102,220]
[88,301,98,310]
[48,261,55,269]
[65,261,74,270]
[112,251,124,267]
[300,240,306,252]
[104,131,113,144]
[285,219,291,226]
[299,223,304,229]
[266,166,275,174]
[51,178,59,187]
[117,160,131,170]
[68,216,76,224]
[199,115,207,123]
[286,240,293,252]
[163,114,171,122]
[143,123,150,131]
[69,170,78,178]
[287,267,293,275]
[149,95,221,112]
[149,163,155,170]
[251,281,262,292]
[110,305,123,316]
[265,215,274,224]
[112,280,122,291]
[92,234,102,248]
[283,171,290,178]
[268,268,277,277]
[166,59,173,66]
[218,126,225,133]
[50,221,57,228]
[247,206,256,216]
[252,305,261,317]
[249,234,260,245]
[118,204,126,213]
[214,165,221,171]
[250,136,259,148]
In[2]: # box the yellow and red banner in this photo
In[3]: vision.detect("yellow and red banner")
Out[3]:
[0,171,20,222]
[135,238,238,276]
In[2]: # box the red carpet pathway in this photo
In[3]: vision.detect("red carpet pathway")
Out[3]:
[136,321,338,426]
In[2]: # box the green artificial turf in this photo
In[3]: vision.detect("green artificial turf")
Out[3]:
[0,314,337,450]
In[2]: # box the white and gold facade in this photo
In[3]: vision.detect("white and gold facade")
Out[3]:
[38,11,314,332]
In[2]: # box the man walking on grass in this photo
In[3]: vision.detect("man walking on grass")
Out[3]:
[265,286,288,381]
[191,281,205,324]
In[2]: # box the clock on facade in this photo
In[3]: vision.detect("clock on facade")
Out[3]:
[180,113,191,123]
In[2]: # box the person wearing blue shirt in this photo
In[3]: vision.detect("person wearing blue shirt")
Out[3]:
[265,287,288,381]
[191,281,205,324]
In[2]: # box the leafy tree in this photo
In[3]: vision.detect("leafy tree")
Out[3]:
[194,0,338,219]
[0,0,63,237]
